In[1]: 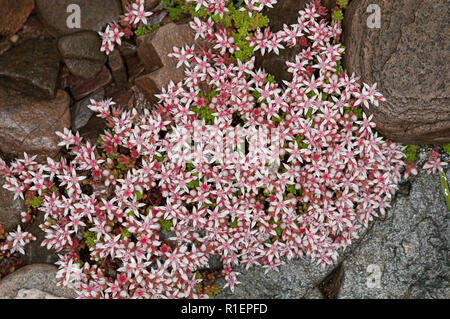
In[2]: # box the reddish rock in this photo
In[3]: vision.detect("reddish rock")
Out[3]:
[343,0,450,144]
[0,40,12,56]
[125,54,146,82]
[79,116,107,145]
[256,0,335,85]
[35,0,123,37]
[0,0,35,36]
[135,70,172,104]
[15,15,53,46]
[69,66,112,100]
[0,264,77,299]
[109,50,128,89]
[105,85,133,110]
[117,40,138,57]
[0,39,61,99]
[0,87,71,158]
[137,22,196,73]
[136,22,197,103]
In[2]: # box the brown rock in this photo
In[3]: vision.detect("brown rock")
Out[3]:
[0,264,77,299]
[0,87,71,158]
[69,66,112,100]
[0,40,12,56]
[22,212,59,265]
[137,22,196,73]
[71,89,105,131]
[256,0,335,85]
[125,54,146,82]
[105,85,133,110]
[135,70,171,104]
[0,176,25,233]
[0,39,61,99]
[14,15,53,46]
[343,0,450,144]
[136,22,197,103]
[65,59,106,80]
[121,0,160,12]
[58,31,107,79]
[0,0,35,36]
[117,40,138,57]
[79,116,107,145]
[109,50,128,89]
[35,0,123,37]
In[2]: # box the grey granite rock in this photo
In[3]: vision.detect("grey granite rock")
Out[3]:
[338,170,450,299]
[216,258,332,299]
[0,264,77,299]
[15,288,67,299]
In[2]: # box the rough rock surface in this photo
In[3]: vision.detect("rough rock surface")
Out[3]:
[68,66,112,101]
[0,0,35,36]
[0,39,61,99]
[71,89,105,131]
[15,288,67,299]
[215,169,450,299]
[338,171,450,299]
[121,0,160,12]
[343,0,450,144]
[109,50,128,89]
[256,0,335,85]
[216,258,332,299]
[58,31,107,79]
[0,264,77,299]
[136,22,197,103]
[0,87,71,158]
[35,0,123,37]
[23,211,59,265]
[0,176,25,233]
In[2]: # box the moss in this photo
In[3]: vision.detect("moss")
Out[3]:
[404,144,420,163]
[135,24,162,37]
[337,0,349,9]
[159,218,173,231]
[332,10,344,21]
[443,144,450,154]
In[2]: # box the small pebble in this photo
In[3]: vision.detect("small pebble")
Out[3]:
[9,34,19,43]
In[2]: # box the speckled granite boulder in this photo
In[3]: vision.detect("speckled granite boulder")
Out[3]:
[0,264,77,299]
[338,170,450,298]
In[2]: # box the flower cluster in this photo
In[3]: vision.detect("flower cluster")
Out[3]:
[100,0,152,54]
[1,1,409,298]
[185,0,277,15]
[423,149,447,174]
[0,225,36,255]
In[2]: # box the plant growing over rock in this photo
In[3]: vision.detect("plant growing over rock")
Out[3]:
[100,0,153,54]
[0,0,432,299]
